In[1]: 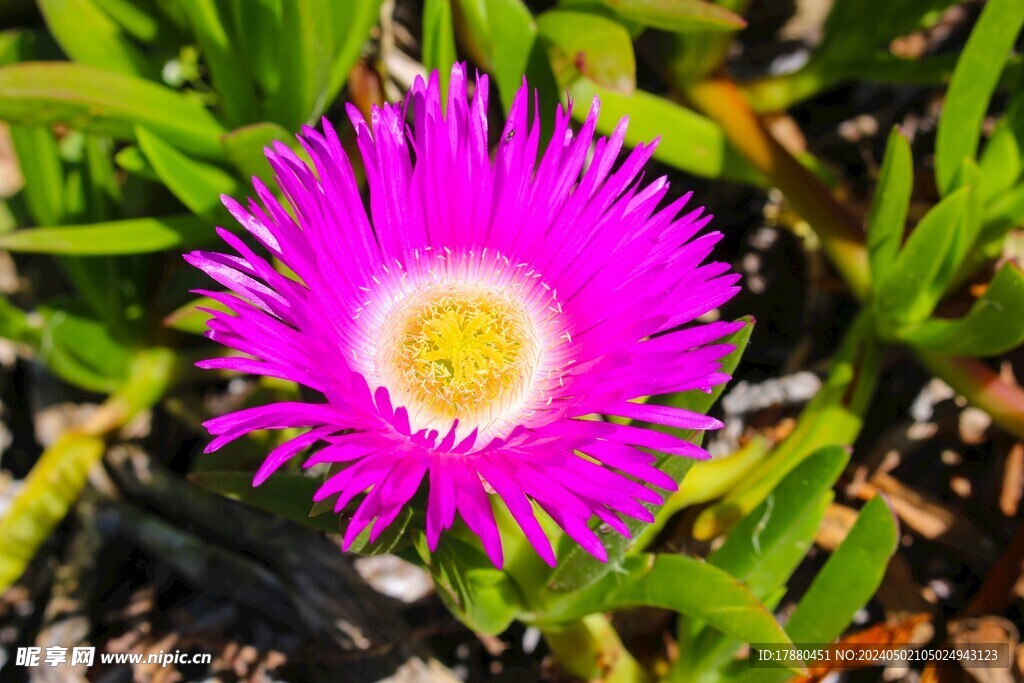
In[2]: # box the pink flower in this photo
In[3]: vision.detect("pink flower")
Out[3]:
[187,64,740,567]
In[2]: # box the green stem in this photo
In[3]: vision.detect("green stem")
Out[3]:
[541,614,651,683]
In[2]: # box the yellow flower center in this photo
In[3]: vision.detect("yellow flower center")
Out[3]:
[377,283,540,430]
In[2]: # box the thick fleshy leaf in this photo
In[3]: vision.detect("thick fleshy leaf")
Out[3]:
[568,78,761,184]
[37,0,158,79]
[0,215,212,255]
[979,118,1023,203]
[424,0,458,98]
[783,495,898,641]
[164,295,231,335]
[35,300,133,392]
[549,318,753,591]
[113,145,158,181]
[538,9,636,93]
[543,553,799,672]
[707,447,847,598]
[452,0,538,110]
[873,187,972,329]
[719,496,899,683]
[221,122,291,180]
[137,126,240,217]
[866,128,912,284]
[673,447,847,680]
[694,313,880,540]
[9,125,65,226]
[935,0,1024,196]
[229,0,282,98]
[900,263,1024,357]
[599,0,746,32]
[181,0,257,127]
[92,0,163,42]
[0,432,105,591]
[0,62,226,159]
[416,532,524,635]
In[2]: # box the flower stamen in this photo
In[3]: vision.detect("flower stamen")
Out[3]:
[377,283,541,432]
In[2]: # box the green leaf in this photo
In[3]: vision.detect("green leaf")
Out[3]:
[707,447,847,598]
[9,125,65,226]
[136,126,240,218]
[784,495,898,642]
[873,187,970,329]
[39,300,133,388]
[542,553,798,671]
[324,0,385,103]
[866,128,912,284]
[164,295,229,335]
[424,0,458,98]
[695,313,881,540]
[673,448,847,680]
[979,118,1023,203]
[113,145,158,181]
[900,263,1024,357]
[37,0,158,79]
[453,0,538,110]
[599,0,746,33]
[549,318,753,591]
[0,215,212,255]
[189,471,337,533]
[0,432,106,591]
[935,0,1024,196]
[92,0,163,42]
[417,533,524,635]
[568,78,762,184]
[723,499,898,683]
[0,62,226,159]
[221,121,291,181]
[181,0,257,127]
[538,9,636,93]
[229,0,282,98]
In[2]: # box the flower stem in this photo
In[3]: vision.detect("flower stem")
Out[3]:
[541,614,651,683]
[683,76,871,301]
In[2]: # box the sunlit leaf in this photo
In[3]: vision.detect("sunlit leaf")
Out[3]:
[221,121,291,181]
[600,0,745,33]
[866,128,912,284]
[9,125,64,226]
[874,187,970,329]
[0,215,212,255]
[424,0,458,98]
[0,62,226,159]
[37,0,158,79]
[781,496,898,642]
[935,0,1024,196]
[568,78,761,183]
[549,318,753,591]
[180,0,257,127]
[453,0,538,110]
[538,9,636,93]
[543,553,798,672]
[137,126,240,218]
[694,314,880,540]
[164,295,229,335]
[901,263,1024,357]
